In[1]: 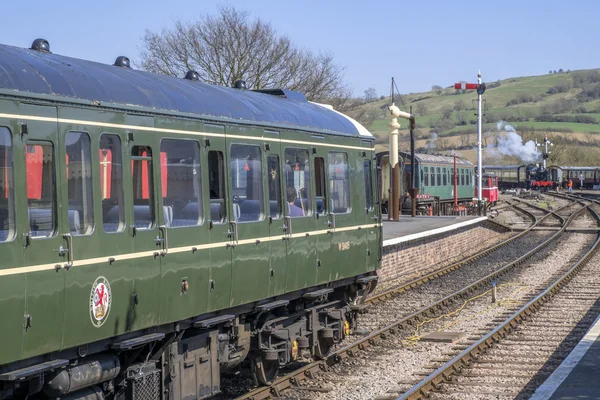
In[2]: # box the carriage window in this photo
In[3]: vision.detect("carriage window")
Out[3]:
[430,167,435,187]
[268,155,282,219]
[161,139,202,227]
[100,135,124,233]
[424,167,429,186]
[284,148,311,218]
[364,160,373,211]
[461,169,465,186]
[230,144,263,222]
[66,132,94,235]
[0,128,14,242]
[26,142,55,238]
[131,146,154,230]
[442,167,447,186]
[314,157,327,215]
[436,167,441,186]
[328,152,351,214]
[208,150,226,224]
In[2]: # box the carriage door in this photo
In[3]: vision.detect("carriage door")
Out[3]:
[282,145,317,291]
[19,104,66,359]
[364,155,380,273]
[0,119,26,364]
[326,151,362,280]
[203,126,233,312]
[265,133,287,297]
[157,136,210,324]
[227,133,270,305]
[127,132,162,331]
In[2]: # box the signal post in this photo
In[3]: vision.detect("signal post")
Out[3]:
[454,73,486,215]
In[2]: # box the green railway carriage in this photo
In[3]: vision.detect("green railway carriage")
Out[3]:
[0,40,381,399]
[377,151,475,215]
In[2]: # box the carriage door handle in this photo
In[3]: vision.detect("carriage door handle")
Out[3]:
[284,216,292,239]
[228,221,238,247]
[328,213,336,233]
[158,225,169,255]
[62,233,73,270]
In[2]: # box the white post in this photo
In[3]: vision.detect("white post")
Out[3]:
[477,71,483,206]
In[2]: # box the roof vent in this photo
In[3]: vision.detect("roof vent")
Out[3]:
[185,70,200,81]
[113,56,131,68]
[233,80,247,90]
[31,39,51,53]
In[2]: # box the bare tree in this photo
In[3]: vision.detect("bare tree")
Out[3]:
[140,6,351,109]
[363,88,377,102]
[415,102,429,116]
[453,99,465,111]
[440,106,453,120]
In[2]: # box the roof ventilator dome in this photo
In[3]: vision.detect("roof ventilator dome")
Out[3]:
[113,56,131,68]
[185,70,200,81]
[233,80,247,90]
[31,39,51,53]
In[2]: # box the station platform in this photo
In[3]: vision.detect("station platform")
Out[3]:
[531,313,600,399]
[382,215,487,246]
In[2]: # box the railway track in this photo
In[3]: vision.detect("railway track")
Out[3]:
[399,203,600,399]
[230,198,587,399]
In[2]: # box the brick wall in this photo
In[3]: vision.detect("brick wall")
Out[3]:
[377,220,510,291]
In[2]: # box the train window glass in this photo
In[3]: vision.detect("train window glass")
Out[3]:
[160,139,202,228]
[131,146,155,230]
[0,128,15,242]
[26,142,56,238]
[328,152,351,214]
[284,148,312,218]
[430,167,435,186]
[99,134,124,233]
[66,132,94,235]
[268,155,282,219]
[208,150,226,224]
[230,144,263,222]
[461,169,465,186]
[442,168,447,186]
[314,157,327,215]
[364,160,373,211]
[424,167,429,186]
[436,167,441,186]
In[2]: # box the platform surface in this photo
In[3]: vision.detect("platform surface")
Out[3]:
[382,215,486,246]
[531,312,600,399]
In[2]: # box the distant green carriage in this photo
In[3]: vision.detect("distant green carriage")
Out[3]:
[377,151,475,215]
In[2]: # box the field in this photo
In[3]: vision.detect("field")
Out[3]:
[362,68,600,165]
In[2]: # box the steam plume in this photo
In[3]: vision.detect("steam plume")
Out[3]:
[487,121,540,162]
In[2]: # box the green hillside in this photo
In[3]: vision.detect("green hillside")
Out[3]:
[363,69,600,165]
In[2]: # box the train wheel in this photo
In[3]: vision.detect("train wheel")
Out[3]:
[314,327,335,359]
[251,354,280,386]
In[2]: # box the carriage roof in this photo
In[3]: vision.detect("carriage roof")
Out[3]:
[0,43,370,138]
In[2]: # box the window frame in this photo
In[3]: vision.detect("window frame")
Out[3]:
[130,145,156,231]
[26,140,57,239]
[328,151,351,215]
[99,133,125,234]
[229,143,264,223]
[284,147,312,218]
[364,159,373,212]
[160,138,204,228]
[65,131,95,236]
[0,127,15,243]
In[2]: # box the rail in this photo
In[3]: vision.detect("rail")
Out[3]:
[236,198,584,400]
[399,204,599,399]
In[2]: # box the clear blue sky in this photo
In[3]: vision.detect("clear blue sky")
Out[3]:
[2,0,598,98]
